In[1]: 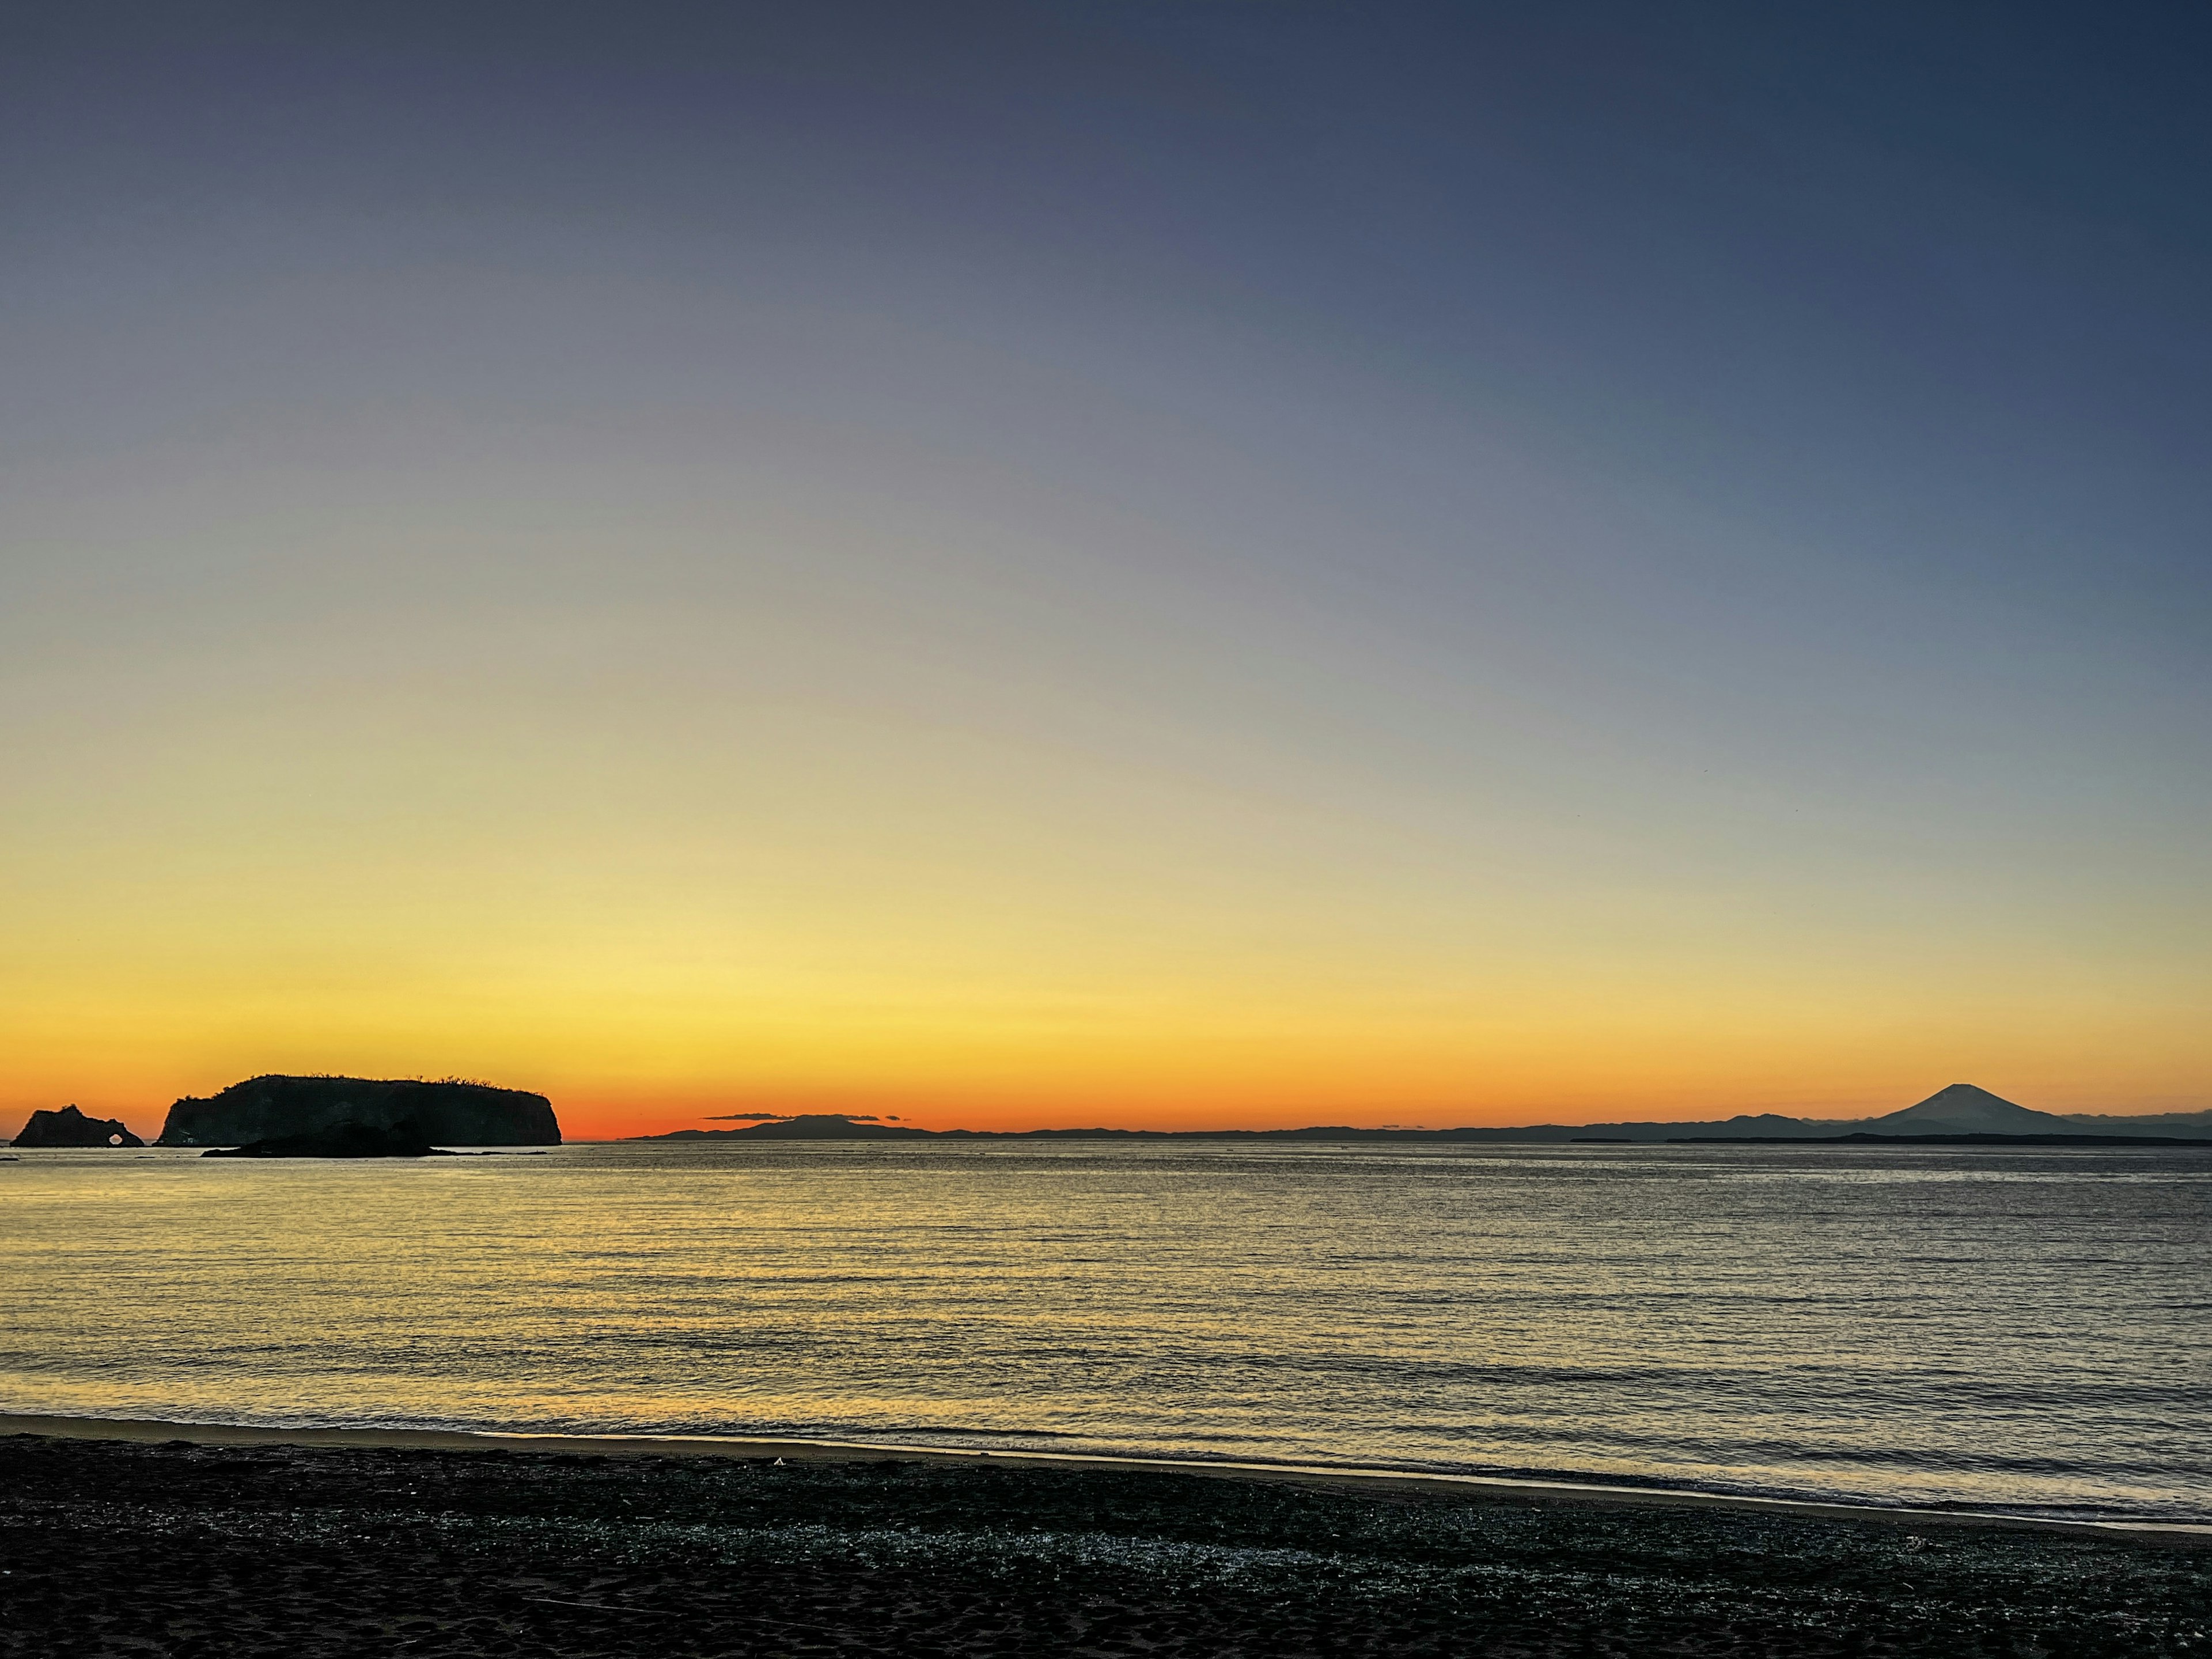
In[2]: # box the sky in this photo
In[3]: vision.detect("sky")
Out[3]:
[4,2,2207,1139]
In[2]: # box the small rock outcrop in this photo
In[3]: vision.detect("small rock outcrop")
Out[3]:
[159,1076,560,1147]
[202,1120,446,1159]
[10,1105,145,1147]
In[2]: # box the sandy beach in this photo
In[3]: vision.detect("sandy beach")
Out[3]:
[3,1418,2205,1657]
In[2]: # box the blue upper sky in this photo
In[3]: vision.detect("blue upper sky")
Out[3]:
[2,3,2206,1123]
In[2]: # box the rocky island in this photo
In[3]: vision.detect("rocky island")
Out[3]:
[9,1105,145,1147]
[200,1120,451,1159]
[159,1076,559,1148]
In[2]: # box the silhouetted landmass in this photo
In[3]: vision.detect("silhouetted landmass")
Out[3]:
[1671,1132,2212,1147]
[643,1118,1577,1143]
[160,1077,559,1147]
[641,1113,1804,1144]
[635,1085,2210,1145]
[1856,1083,2077,1135]
[653,1113,935,1141]
[200,1120,452,1159]
[2066,1108,2212,1130]
[8,1105,144,1148]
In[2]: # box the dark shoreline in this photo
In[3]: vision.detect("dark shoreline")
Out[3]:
[5,1430,2206,1657]
[12,1413,2206,1537]
[1669,1132,2212,1147]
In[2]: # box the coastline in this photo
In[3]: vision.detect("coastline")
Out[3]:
[7,1411,2205,1544]
[7,1423,2207,1658]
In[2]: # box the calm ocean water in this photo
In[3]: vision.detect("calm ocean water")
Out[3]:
[3,1140,2206,1521]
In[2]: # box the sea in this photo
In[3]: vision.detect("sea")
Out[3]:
[3,1139,2206,1523]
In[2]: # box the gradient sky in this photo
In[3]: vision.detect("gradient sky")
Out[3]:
[5,2,2207,1138]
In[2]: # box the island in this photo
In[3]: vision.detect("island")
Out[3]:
[201,1121,449,1159]
[158,1076,560,1148]
[9,1105,145,1148]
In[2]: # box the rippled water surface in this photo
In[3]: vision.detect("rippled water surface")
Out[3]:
[3,1140,2206,1520]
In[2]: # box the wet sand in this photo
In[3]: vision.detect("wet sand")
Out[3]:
[3,1421,2206,1657]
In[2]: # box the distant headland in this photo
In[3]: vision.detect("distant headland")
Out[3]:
[634,1085,2212,1146]
[201,1120,452,1159]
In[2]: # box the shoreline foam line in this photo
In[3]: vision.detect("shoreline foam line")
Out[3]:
[5,1413,2206,1544]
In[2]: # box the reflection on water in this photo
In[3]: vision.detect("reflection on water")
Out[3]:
[2,1140,2206,1520]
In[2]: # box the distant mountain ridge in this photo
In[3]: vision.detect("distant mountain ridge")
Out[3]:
[635,1085,2209,1144]
[1859,1083,2080,1135]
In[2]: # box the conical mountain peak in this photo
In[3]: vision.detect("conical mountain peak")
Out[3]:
[1869,1084,2074,1132]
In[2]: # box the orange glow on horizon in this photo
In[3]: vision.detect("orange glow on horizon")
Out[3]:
[10,1036,2205,1146]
